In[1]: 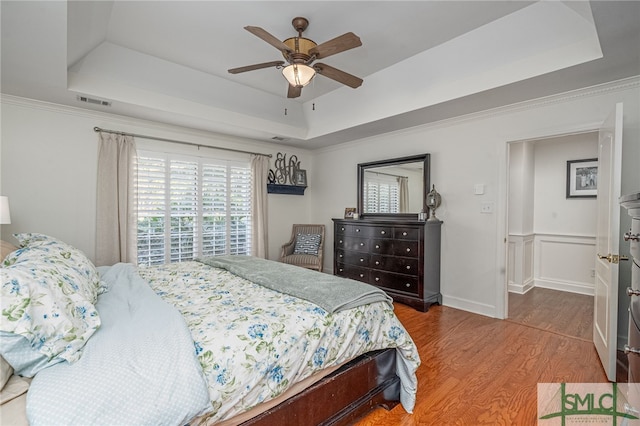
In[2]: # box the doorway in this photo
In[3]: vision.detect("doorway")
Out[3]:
[505,131,598,341]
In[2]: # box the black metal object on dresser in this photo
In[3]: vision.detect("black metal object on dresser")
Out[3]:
[333,218,442,312]
[621,193,640,387]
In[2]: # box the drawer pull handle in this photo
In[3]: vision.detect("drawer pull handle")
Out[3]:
[339,268,343,272]
[624,231,640,241]
[360,243,365,246]
[405,283,411,288]
[406,266,411,270]
[624,345,640,356]
[375,261,380,265]
[341,227,344,231]
[406,248,411,253]
[339,254,343,258]
[380,230,386,235]
[375,245,380,249]
[360,258,364,262]
[402,232,407,236]
[356,229,360,232]
[627,287,640,297]
[375,277,380,282]
[359,274,364,278]
[339,240,343,244]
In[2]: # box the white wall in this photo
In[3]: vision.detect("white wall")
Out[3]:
[0,96,314,262]
[311,78,640,319]
[533,133,598,235]
[2,79,639,326]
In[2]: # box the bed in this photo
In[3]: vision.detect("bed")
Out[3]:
[0,233,420,425]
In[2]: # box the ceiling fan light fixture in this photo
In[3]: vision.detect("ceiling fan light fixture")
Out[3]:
[282,64,315,88]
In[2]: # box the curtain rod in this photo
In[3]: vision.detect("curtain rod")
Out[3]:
[93,127,272,158]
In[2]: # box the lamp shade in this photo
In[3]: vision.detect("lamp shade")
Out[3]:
[282,64,315,87]
[0,196,11,224]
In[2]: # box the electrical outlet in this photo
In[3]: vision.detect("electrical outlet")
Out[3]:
[481,202,494,214]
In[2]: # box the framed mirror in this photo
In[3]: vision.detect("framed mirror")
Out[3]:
[357,154,430,220]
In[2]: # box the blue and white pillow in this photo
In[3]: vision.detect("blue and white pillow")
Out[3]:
[293,233,321,255]
[0,234,102,376]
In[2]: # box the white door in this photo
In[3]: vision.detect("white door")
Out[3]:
[593,103,624,381]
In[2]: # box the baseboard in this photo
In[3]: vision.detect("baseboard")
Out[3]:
[535,278,594,296]
[508,280,534,295]
[442,295,497,318]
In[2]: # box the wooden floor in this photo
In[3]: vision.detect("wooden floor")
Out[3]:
[354,302,608,426]
[507,287,593,341]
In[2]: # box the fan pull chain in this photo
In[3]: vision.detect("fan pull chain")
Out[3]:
[284,108,288,116]
[312,103,315,111]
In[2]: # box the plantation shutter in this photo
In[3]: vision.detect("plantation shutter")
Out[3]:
[363,173,400,214]
[136,151,251,266]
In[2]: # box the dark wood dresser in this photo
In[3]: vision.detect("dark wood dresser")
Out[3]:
[621,193,640,391]
[332,218,442,312]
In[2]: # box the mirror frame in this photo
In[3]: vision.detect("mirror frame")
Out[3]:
[357,154,431,220]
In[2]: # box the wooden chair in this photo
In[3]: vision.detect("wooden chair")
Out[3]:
[279,224,325,272]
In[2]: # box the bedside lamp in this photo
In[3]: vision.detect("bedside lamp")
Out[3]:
[0,196,11,224]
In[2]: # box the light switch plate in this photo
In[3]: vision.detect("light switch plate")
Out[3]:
[474,184,485,195]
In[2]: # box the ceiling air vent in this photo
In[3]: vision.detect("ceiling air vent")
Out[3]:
[271,136,287,142]
[76,95,111,107]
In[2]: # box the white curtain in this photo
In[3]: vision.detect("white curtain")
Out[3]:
[398,176,409,213]
[95,132,137,266]
[251,154,269,258]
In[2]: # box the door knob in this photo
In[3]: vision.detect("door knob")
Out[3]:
[598,253,629,264]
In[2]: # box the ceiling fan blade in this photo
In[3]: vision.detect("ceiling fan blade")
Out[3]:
[314,63,363,88]
[245,26,293,54]
[287,85,302,98]
[309,32,362,59]
[228,61,285,74]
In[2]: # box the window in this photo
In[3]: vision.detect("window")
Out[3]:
[363,173,400,213]
[136,151,252,266]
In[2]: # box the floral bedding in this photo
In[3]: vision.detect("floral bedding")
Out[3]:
[139,260,420,423]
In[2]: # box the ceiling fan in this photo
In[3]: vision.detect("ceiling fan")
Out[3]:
[228,17,363,99]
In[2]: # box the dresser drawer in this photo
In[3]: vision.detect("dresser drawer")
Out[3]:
[628,218,640,260]
[370,271,419,296]
[394,227,419,240]
[371,239,419,257]
[335,262,370,282]
[628,313,640,384]
[336,236,370,252]
[341,250,370,267]
[370,254,419,275]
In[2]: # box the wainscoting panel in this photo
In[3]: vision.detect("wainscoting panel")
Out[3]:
[507,234,535,294]
[534,234,596,295]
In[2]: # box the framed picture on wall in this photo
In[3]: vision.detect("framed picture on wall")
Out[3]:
[295,169,307,186]
[566,158,598,198]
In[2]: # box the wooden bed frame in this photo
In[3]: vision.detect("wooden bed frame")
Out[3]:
[243,348,400,425]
